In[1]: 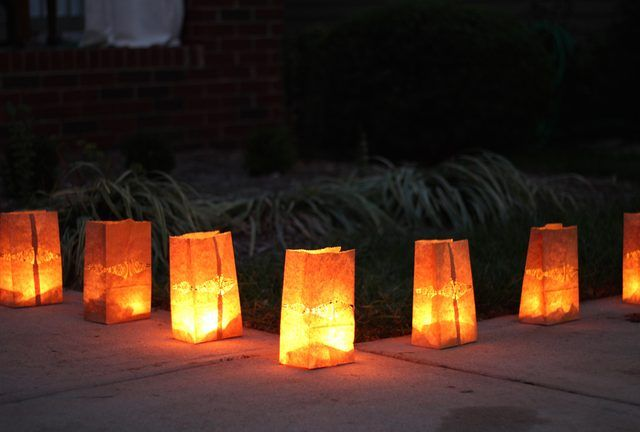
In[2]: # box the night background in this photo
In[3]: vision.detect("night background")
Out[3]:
[1,0,639,340]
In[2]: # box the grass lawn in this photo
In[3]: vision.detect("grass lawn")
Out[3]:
[239,191,635,341]
[43,152,640,342]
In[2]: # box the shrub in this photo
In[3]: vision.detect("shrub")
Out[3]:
[552,0,640,143]
[287,0,555,163]
[45,153,588,336]
[244,126,297,176]
[120,131,176,173]
[589,0,640,140]
[1,103,59,201]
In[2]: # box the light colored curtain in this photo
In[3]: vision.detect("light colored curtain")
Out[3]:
[82,0,183,47]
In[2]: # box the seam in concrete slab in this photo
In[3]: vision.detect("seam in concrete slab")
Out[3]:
[360,348,640,409]
[0,353,257,406]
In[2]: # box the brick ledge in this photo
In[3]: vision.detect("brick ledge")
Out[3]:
[0,45,205,72]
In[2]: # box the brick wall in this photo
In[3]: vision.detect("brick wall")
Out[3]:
[0,0,284,150]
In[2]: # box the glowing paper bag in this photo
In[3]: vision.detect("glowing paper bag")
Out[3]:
[0,210,63,307]
[412,239,477,349]
[170,231,242,343]
[83,220,152,324]
[279,247,355,369]
[623,213,640,304]
[519,223,579,325]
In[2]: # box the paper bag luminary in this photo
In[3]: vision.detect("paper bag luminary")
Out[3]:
[169,231,242,344]
[411,239,477,349]
[279,247,355,369]
[0,210,63,307]
[83,220,152,324]
[623,213,640,304]
[519,223,579,325]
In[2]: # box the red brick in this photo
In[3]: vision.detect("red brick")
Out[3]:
[255,38,281,50]
[222,124,252,139]
[184,97,221,111]
[63,50,77,69]
[269,23,283,36]
[238,52,269,64]
[171,113,207,126]
[51,52,66,70]
[237,24,268,35]
[43,74,79,87]
[25,52,39,70]
[220,9,252,21]
[222,38,253,51]
[2,75,39,89]
[204,53,236,66]
[138,114,170,128]
[242,81,274,93]
[79,73,116,86]
[118,71,152,83]
[35,122,61,136]
[22,92,60,106]
[83,134,114,148]
[0,53,11,72]
[255,65,281,76]
[1,92,21,106]
[140,49,153,66]
[7,52,21,71]
[64,89,99,103]
[207,82,238,94]
[192,24,236,39]
[101,49,115,68]
[257,94,284,107]
[34,104,83,118]
[185,10,218,22]
[173,84,208,97]
[219,65,251,77]
[37,51,52,71]
[138,86,171,98]
[255,8,283,20]
[101,117,138,131]
[75,50,89,70]
[0,1,284,152]
[242,0,269,5]
[186,69,220,81]
[87,100,153,115]
[113,49,125,68]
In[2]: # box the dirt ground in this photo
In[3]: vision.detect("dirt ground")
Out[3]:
[172,148,355,199]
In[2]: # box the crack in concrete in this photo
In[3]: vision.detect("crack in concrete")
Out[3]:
[360,348,640,408]
[0,353,257,406]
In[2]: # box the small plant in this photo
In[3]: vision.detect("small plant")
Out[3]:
[120,131,176,173]
[46,152,581,299]
[48,165,218,294]
[2,103,59,201]
[244,126,297,176]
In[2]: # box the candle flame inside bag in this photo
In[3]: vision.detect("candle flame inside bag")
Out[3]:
[623,213,640,304]
[519,223,580,325]
[411,239,477,349]
[83,220,152,324]
[0,211,63,308]
[280,247,355,369]
[170,231,242,344]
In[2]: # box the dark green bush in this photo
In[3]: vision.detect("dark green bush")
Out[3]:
[287,0,555,163]
[120,131,176,173]
[552,0,640,143]
[588,0,640,139]
[1,103,59,201]
[244,126,297,176]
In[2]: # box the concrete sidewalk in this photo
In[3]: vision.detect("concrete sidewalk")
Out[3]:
[1,292,639,431]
